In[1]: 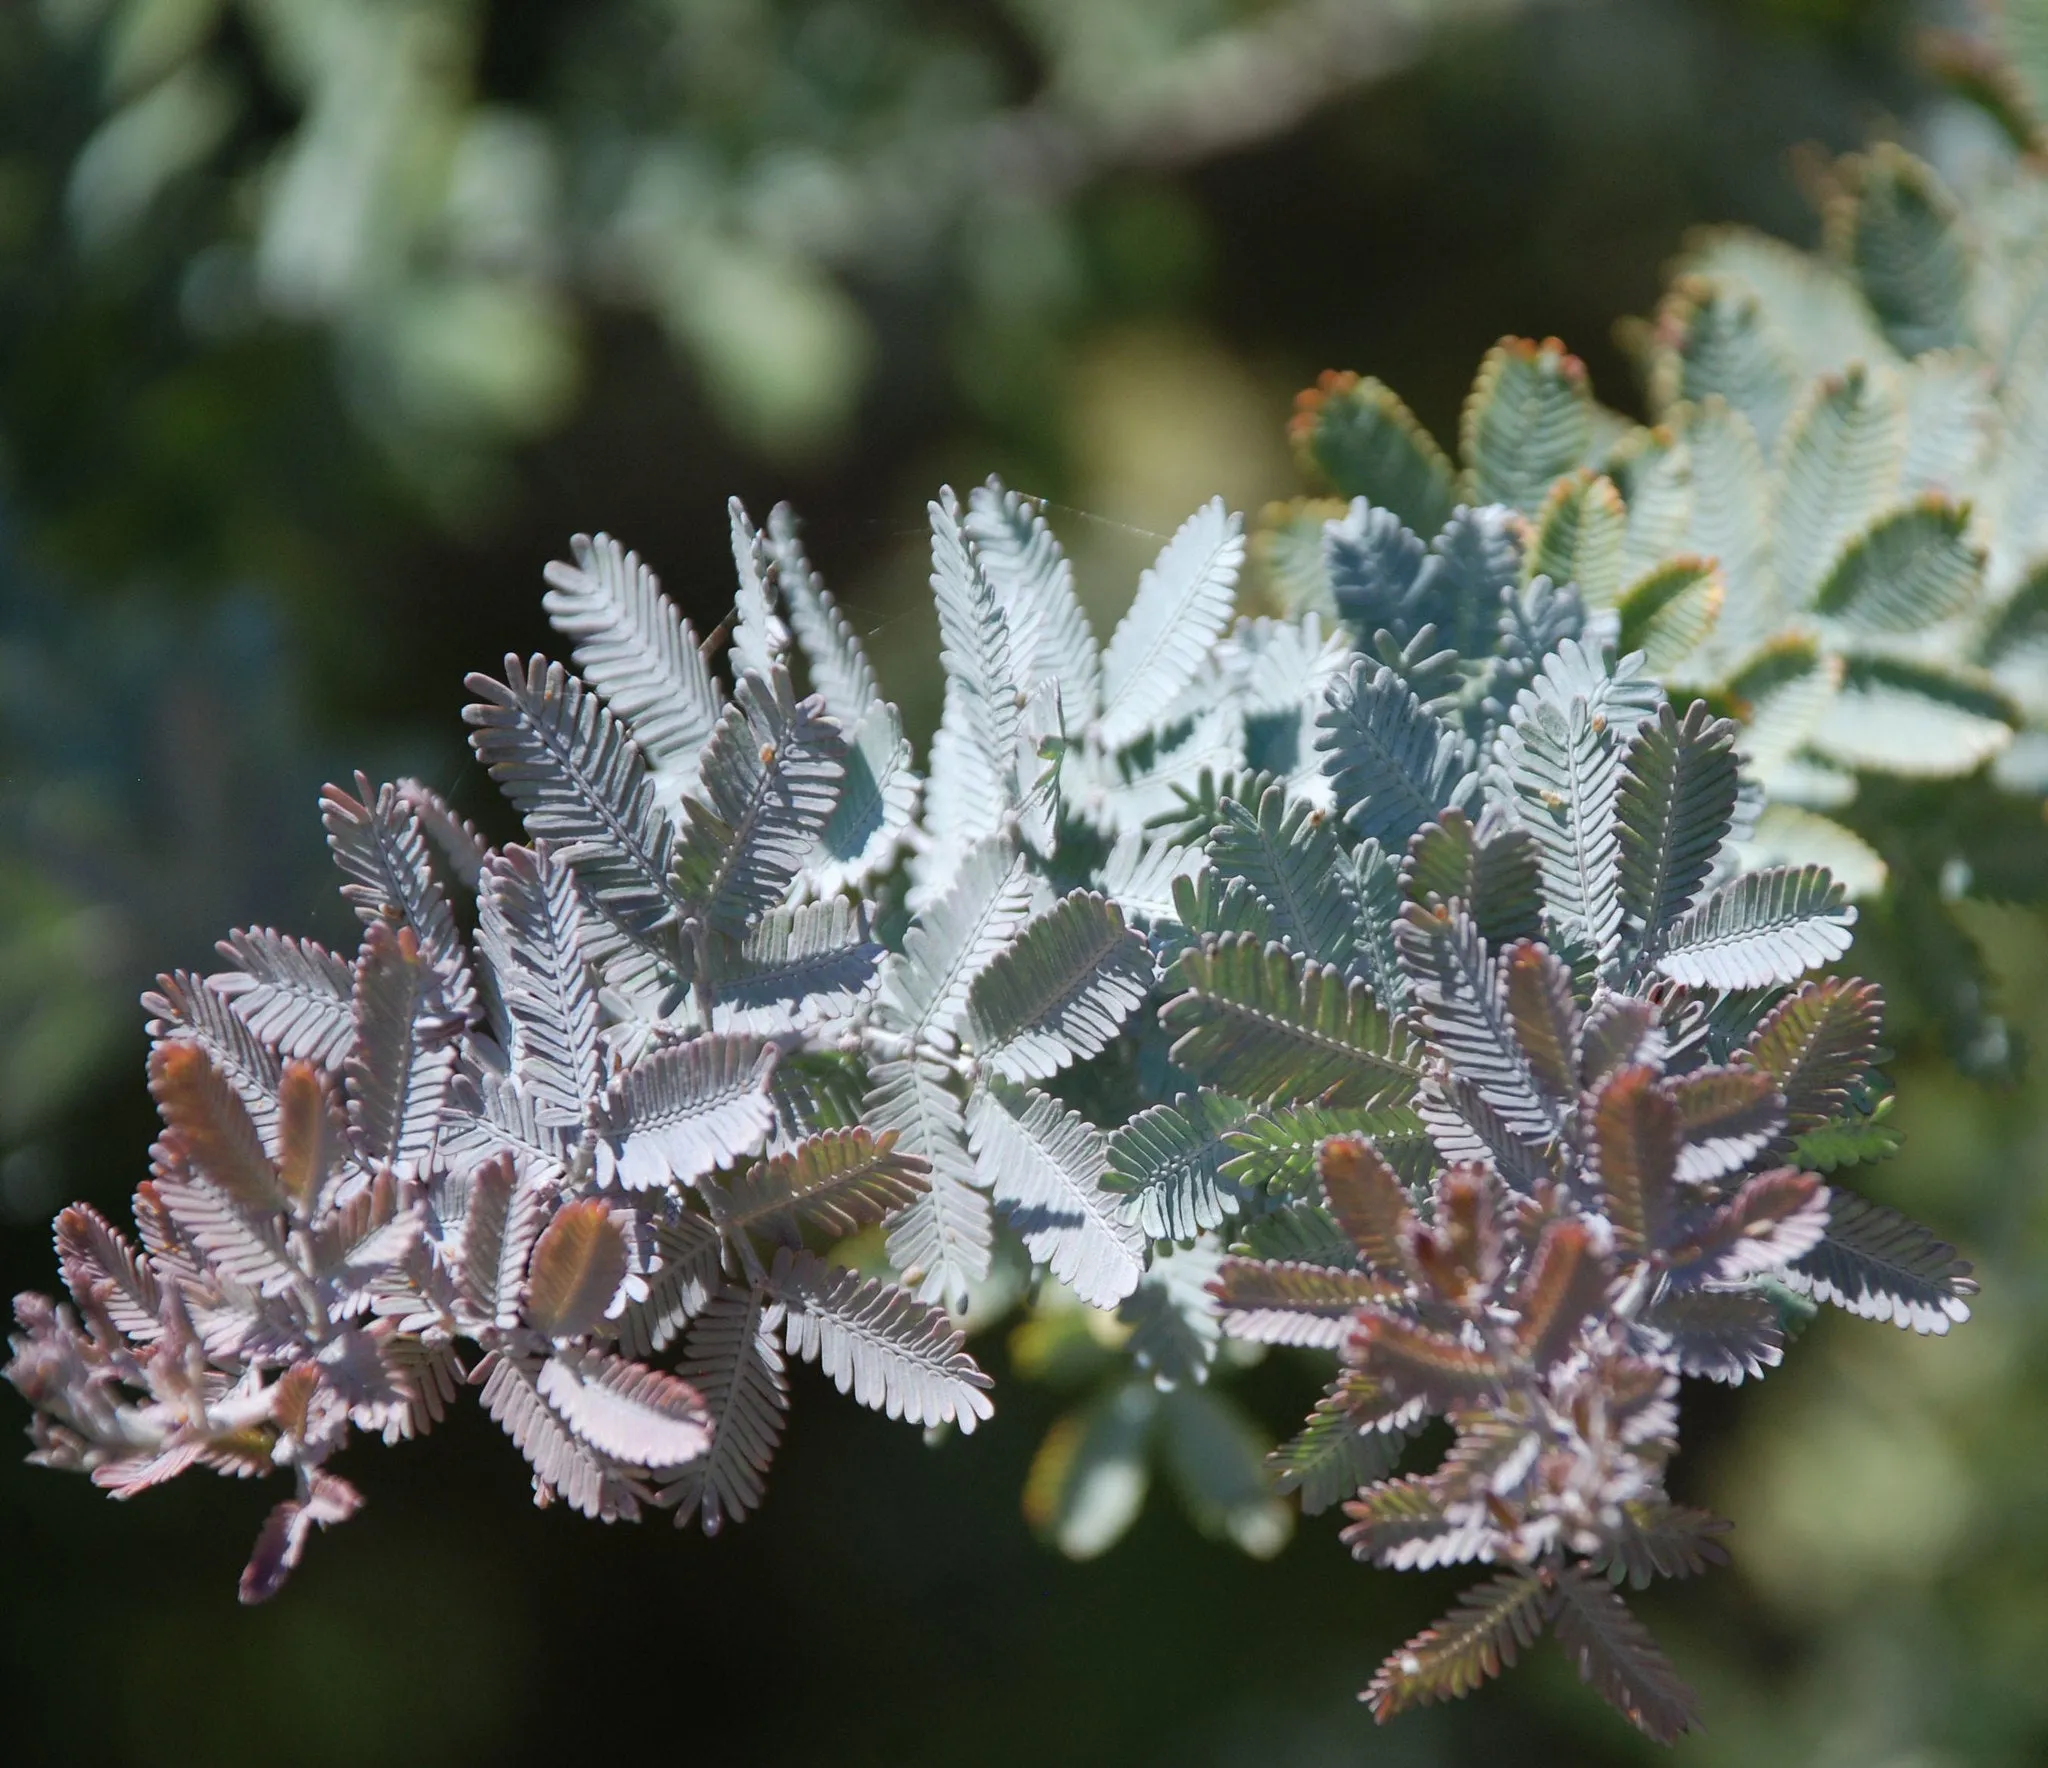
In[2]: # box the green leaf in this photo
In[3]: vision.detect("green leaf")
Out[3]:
[1772,365,1907,603]
[1741,977,1884,1136]
[1218,1102,1433,1200]
[1022,1382,1157,1560]
[1159,1385,1293,1558]
[1616,701,1740,958]
[1811,497,1983,633]
[1364,1571,1550,1720]
[1206,785,1359,968]
[1103,1091,1252,1242]
[1317,660,1476,850]
[1394,903,1558,1137]
[710,1128,929,1247]
[1783,1188,1976,1334]
[1830,144,1970,358]
[1288,371,1457,535]
[1525,471,1628,606]
[964,891,1153,1082]
[1654,865,1855,991]
[1096,498,1245,752]
[1460,337,1596,514]
[1161,934,1420,1108]
[1807,655,2015,778]
[1792,1095,1903,1170]
[1615,556,1722,675]
[1648,276,1801,447]
[1269,1402,1406,1517]
[669,665,848,937]
[964,1080,1144,1308]
[1401,809,1543,946]
[1548,1563,1702,1744]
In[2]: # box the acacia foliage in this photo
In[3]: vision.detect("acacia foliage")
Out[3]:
[4,477,1977,1743]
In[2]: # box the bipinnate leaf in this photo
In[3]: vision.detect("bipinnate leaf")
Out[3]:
[713,1128,929,1246]
[1365,1571,1550,1720]
[769,1249,994,1431]
[1220,1102,1432,1201]
[456,1154,543,1332]
[143,970,284,1143]
[274,1060,340,1215]
[210,929,355,1070]
[1210,1258,1394,1348]
[347,921,461,1172]
[617,1213,723,1359]
[463,656,677,938]
[1614,557,1722,674]
[1394,905,1556,1138]
[964,891,1153,1082]
[1097,497,1245,752]
[1103,1092,1251,1242]
[867,1054,993,1307]
[1832,143,1969,358]
[524,1200,628,1340]
[665,1285,789,1534]
[595,1033,777,1190]
[1616,701,1740,957]
[1591,1068,1678,1258]
[1319,1134,1418,1277]
[1772,365,1906,603]
[1317,661,1475,849]
[319,774,474,1007]
[1161,934,1419,1108]
[1461,337,1595,514]
[1654,865,1855,991]
[1548,1563,1701,1743]
[1403,813,1542,948]
[541,532,723,797]
[536,1348,710,1469]
[54,1204,161,1340]
[1512,1221,1609,1369]
[1812,499,1983,634]
[1271,1382,1411,1515]
[727,497,789,680]
[1647,1288,1785,1383]
[928,488,1022,803]
[1526,471,1628,605]
[713,896,881,1029]
[479,842,602,1126]
[1597,1501,1732,1587]
[480,1355,637,1522]
[965,1082,1143,1308]
[669,665,847,937]
[1289,371,1457,535]
[239,1471,362,1605]
[149,1039,281,1213]
[1351,1314,1503,1410]
[1206,785,1359,967]
[767,503,880,725]
[966,478,1102,723]
[1785,1190,1976,1334]
[1501,940,1579,1104]
[874,836,1035,1049]
[1739,977,1883,1136]
[1669,1066,1786,1181]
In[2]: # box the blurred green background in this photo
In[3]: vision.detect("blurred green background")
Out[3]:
[3,2,2040,1763]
